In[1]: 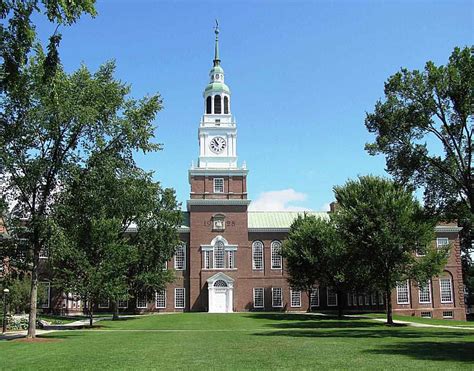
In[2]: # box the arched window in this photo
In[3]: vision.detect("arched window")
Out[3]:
[439,273,453,303]
[224,96,229,114]
[271,241,282,269]
[214,280,227,288]
[214,95,222,114]
[206,96,212,114]
[252,241,264,270]
[214,241,225,269]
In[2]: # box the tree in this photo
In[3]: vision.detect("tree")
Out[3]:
[282,214,355,317]
[0,48,162,337]
[365,46,473,282]
[50,153,181,326]
[333,176,448,325]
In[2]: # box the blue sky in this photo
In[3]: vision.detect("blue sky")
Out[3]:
[34,0,473,211]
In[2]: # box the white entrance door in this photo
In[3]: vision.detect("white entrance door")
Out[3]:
[213,289,227,313]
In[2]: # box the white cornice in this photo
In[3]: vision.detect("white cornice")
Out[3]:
[435,225,463,233]
[248,228,289,233]
[187,199,251,208]
[188,168,248,177]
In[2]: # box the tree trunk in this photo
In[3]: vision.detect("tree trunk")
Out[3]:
[112,300,119,320]
[337,290,343,319]
[27,245,40,339]
[386,287,393,325]
[307,291,312,313]
[89,300,94,327]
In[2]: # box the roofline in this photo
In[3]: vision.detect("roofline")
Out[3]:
[187,199,251,208]
[435,225,463,233]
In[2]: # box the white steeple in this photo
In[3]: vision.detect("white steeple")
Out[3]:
[196,21,239,170]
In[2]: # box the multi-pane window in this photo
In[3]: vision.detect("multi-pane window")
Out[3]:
[252,241,264,270]
[347,293,352,306]
[436,238,449,250]
[175,288,185,309]
[290,290,301,307]
[253,288,264,308]
[214,241,225,269]
[228,250,235,269]
[39,282,51,308]
[174,243,186,270]
[358,295,363,306]
[271,241,282,269]
[203,250,211,269]
[98,299,110,309]
[272,287,283,308]
[213,178,224,193]
[442,311,453,318]
[371,293,377,305]
[353,293,358,306]
[118,299,128,309]
[364,295,370,306]
[136,293,147,309]
[396,280,410,304]
[440,277,453,303]
[310,287,320,307]
[39,247,49,259]
[418,281,431,304]
[378,292,384,305]
[156,290,166,308]
[327,287,338,307]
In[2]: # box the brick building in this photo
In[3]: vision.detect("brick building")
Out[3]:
[35,26,465,320]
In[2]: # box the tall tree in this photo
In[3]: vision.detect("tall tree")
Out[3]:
[0,47,162,337]
[282,214,355,317]
[51,154,181,326]
[365,46,473,280]
[333,176,448,325]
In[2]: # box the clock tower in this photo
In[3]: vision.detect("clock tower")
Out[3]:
[188,22,248,201]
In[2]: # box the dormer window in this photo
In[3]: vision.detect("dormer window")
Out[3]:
[213,178,224,193]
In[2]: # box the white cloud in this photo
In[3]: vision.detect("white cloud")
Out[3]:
[249,189,312,211]
[319,202,331,212]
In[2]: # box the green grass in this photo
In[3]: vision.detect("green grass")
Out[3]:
[1,313,473,370]
[365,312,474,327]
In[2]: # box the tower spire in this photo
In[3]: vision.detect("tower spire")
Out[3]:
[213,19,220,67]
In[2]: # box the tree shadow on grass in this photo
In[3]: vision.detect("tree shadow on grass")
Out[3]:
[364,341,474,363]
[253,328,474,340]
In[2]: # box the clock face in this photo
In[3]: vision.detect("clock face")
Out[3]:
[209,136,226,154]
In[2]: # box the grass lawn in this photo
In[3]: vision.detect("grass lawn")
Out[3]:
[365,312,474,327]
[0,313,473,370]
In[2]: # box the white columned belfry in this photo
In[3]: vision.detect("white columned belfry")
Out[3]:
[196,20,244,171]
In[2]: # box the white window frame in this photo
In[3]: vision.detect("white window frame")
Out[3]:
[440,277,453,303]
[155,290,166,309]
[310,287,320,307]
[364,295,370,306]
[253,288,264,308]
[213,241,225,269]
[353,293,358,306]
[213,178,224,193]
[228,250,235,269]
[98,299,110,309]
[272,287,283,308]
[396,280,410,304]
[118,299,128,309]
[203,250,211,269]
[252,241,264,270]
[39,247,49,259]
[418,281,431,304]
[136,293,147,309]
[378,292,384,305]
[371,293,377,305]
[327,287,338,307]
[270,240,282,269]
[436,238,449,250]
[174,243,186,270]
[290,290,301,308]
[175,288,185,309]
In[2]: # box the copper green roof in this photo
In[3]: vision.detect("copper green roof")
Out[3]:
[248,211,329,230]
[204,82,230,93]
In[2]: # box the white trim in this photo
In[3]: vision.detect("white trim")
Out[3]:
[118,299,128,309]
[40,282,51,308]
[311,287,320,307]
[175,288,185,309]
[155,290,166,309]
[174,243,186,270]
[187,199,251,208]
[253,288,264,308]
[435,226,462,233]
[327,287,338,307]
[213,178,224,193]
[252,241,264,270]
[418,281,432,304]
[272,287,283,308]
[271,240,282,270]
[396,280,410,304]
[439,277,453,303]
[188,168,249,177]
[290,290,302,308]
[136,294,147,309]
[98,299,110,309]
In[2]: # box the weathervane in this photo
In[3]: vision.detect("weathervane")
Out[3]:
[214,19,219,36]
